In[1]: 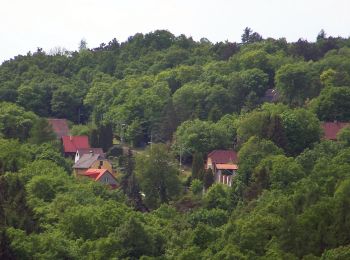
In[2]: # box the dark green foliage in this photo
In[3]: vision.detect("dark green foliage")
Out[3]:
[107,144,123,157]
[120,149,147,211]
[191,152,205,180]
[28,118,56,145]
[89,124,113,152]
[203,168,215,190]
[2,30,350,259]
[117,217,165,259]
[98,123,113,152]
[241,27,263,44]
[136,144,181,209]
[0,229,15,260]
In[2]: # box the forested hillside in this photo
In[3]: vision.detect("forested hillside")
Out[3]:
[1,28,350,259]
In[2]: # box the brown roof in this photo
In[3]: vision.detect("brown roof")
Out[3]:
[73,153,102,169]
[208,150,238,164]
[321,122,349,140]
[48,119,69,138]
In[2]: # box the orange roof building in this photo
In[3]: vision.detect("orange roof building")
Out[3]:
[82,169,118,189]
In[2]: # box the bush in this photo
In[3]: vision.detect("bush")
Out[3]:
[191,179,203,195]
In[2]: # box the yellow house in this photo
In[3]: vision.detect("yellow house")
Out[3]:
[73,153,113,176]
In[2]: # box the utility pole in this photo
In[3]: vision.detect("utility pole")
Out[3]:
[148,133,153,149]
[179,143,182,171]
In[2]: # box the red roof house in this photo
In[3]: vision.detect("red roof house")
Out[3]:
[321,122,349,140]
[83,169,118,188]
[48,119,70,139]
[206,150,238,187]
[62,136,90,157]
[207,150,238,165]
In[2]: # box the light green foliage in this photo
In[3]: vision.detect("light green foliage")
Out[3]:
[236,104,288,149]
[17,83,51,116]
[174,119,232,157]
[0,102,37,140]
[190,179,203,195]
[238,136,283,186]
[322,245,350,259]
[337,126,350,146]
[204,184,230,210]
[280,108,321,155]
[309,86,350,121]
[135,144,181,209]
[276,62,321,106]
[320,68,350,87]
[254,155,305,191]
[70,124,90,136]
[0,138,31,173]
[189,208,229,227]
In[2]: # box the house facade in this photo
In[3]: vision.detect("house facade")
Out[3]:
[82,169,118,189]
[62,135,90,158]
[206,150,238,187]
[73,153,113,175]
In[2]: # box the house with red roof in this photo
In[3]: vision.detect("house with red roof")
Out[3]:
[48,119,70,139]
[73,152,113,175]
[321,122,349,140]
[81,168,118,189]
[206,150,238,187]
[62,135,90,157]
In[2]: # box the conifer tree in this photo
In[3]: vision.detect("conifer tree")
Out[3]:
[203,168,215,189]
[192,152,205,180]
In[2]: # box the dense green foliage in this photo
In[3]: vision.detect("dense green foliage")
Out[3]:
[1,29,350,259]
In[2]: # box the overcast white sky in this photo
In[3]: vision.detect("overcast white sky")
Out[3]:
[1,0,349,63]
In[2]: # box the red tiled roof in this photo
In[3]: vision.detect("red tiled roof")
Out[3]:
[84,168,108,181]
[48,119,69,138]
[83,169,117,188]
[208,150,238,164]
[321,122,349,140]
[62,136,90,153]
[216,163,238,170]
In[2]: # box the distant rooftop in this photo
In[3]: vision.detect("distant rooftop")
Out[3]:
[321,122,349,140]
[208,150,238,164]
[48,118,69,139]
